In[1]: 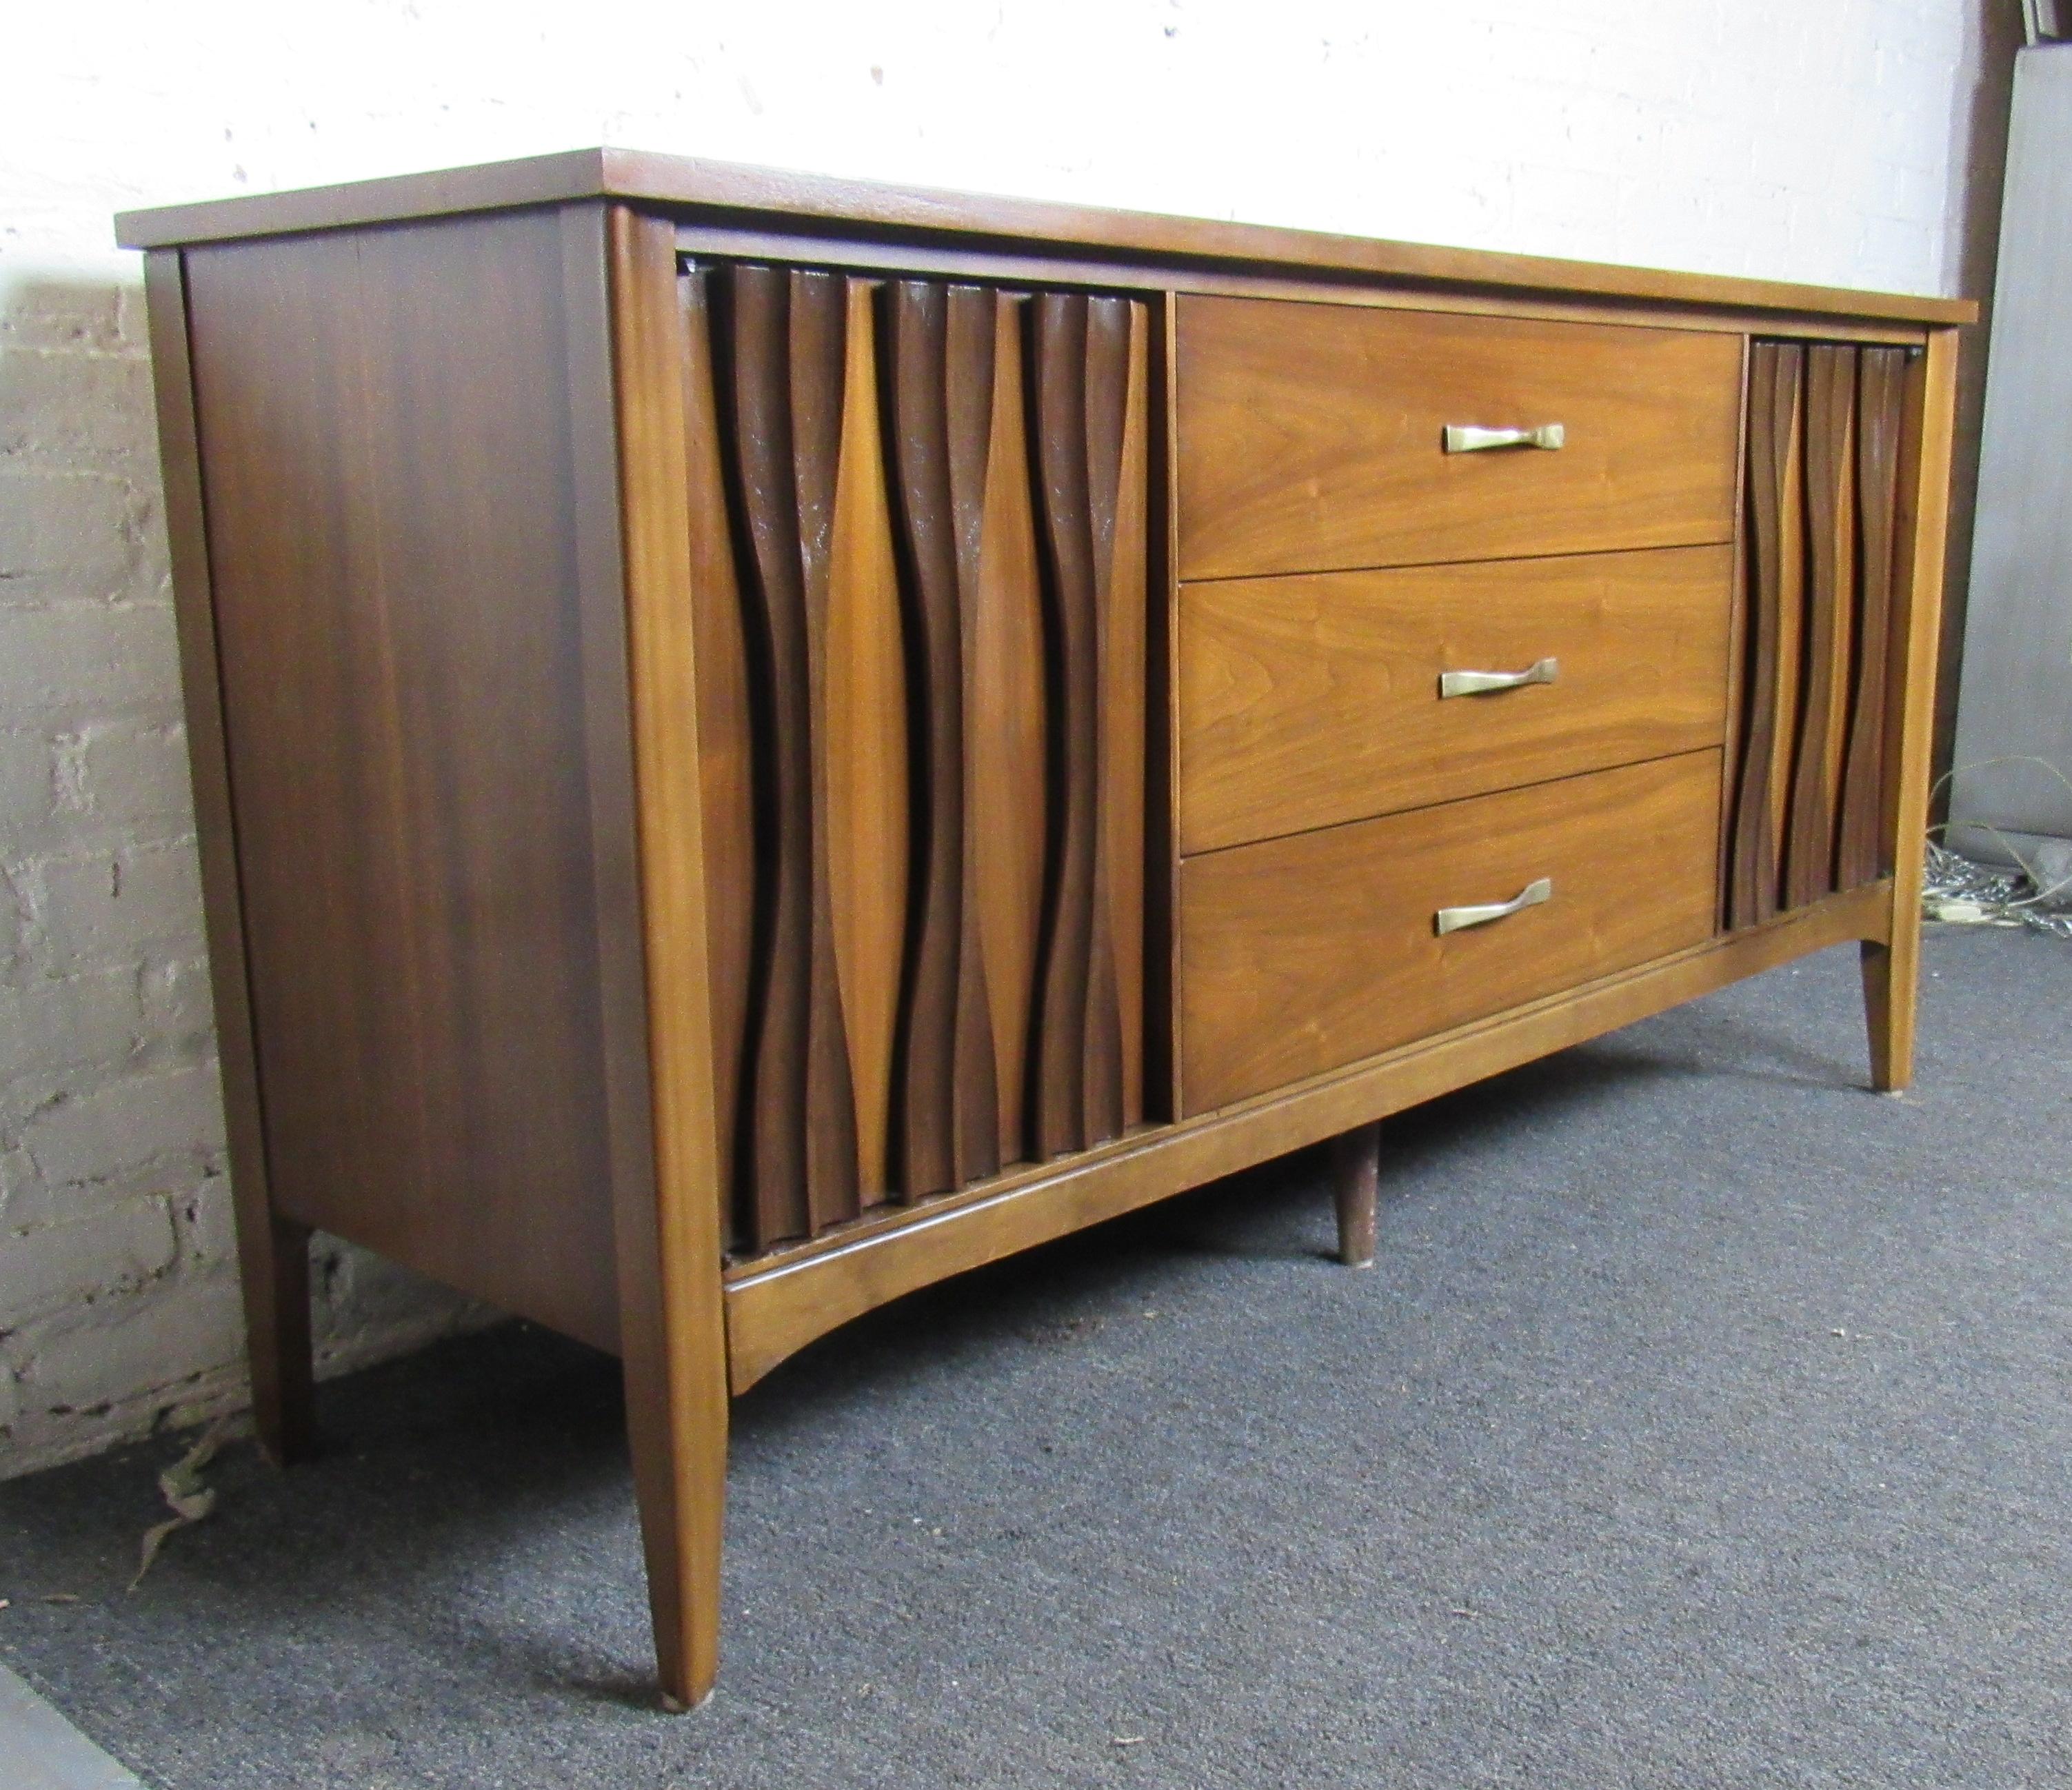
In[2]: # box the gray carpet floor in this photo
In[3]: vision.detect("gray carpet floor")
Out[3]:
[1,927,2067,1789]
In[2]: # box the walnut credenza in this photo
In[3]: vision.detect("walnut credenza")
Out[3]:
[117,152,1971,1709]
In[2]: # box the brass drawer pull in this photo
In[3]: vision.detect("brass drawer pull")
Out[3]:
[1435,876,1552,936]
[1438,656,1559,699]
[1442,423,1566,453]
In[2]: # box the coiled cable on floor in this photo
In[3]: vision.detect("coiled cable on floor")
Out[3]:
[1922,756,2072,938]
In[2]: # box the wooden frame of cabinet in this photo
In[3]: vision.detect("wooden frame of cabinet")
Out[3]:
[120,152,1968,1710]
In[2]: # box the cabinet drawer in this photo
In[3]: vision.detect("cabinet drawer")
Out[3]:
[1175,296,1743,580]
[1178,751,1722,1113]
[1178,545,1732,852]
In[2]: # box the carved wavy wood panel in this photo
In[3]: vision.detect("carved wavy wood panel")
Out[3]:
[680,268,755,1249]
[883,280,1003,1196]
[971,296,1049,1166]
[685,263,1152,1249]
[826,276,909,1205]
[1785,344,1858,908]
[1029,293,1147,1160]
[1839,348,1907,890]
[723,265,863,1243]
[1727,339,1908,932]
[1103,303,1151,1134]
[1728,342,1798,930]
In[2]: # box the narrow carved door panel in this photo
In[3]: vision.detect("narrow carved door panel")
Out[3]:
[1726,339,1910,930]
[883,281,1002,1196]
[1840,349,1907,890]
[972,296,1051,1171]
[826,277,910,1208]
[683,262,1156,1253]
[1029,293,1150,1161]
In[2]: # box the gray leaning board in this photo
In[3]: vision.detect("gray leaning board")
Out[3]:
[1951,41,2072,858]
[0,1662,143,1790]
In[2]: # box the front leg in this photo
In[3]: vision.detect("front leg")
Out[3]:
[1329,1121,1382,1268]
[237,1206,315,1465]
[1860,936,1913,1092]
[620,1277,729,1711]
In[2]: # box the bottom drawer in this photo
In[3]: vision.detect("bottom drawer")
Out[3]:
[1178,751,1723,1113]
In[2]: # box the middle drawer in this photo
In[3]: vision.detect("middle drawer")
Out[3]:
[1177,544,1733,853]
[1178,749,1725,1114]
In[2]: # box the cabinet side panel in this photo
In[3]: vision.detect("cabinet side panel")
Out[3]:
[181,213,619,1349]
[145,250,314,1457]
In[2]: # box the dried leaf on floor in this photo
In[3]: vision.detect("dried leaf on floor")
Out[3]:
[130,1417,234,1591]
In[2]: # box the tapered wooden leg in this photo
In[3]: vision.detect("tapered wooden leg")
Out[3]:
[1860,936,1912,1092]
[146,251,318,1470]
[1862,330,1955,1096]
[599,207,738,1711]
[235,1207,315,1465]
[620,1287,728,1712]
[1329,1121,1381,1268]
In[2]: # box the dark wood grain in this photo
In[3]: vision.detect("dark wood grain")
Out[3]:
[1143,294,1178,1128]
[597,204,733,1711]
[1840,347,1907,890]
[722,265,861,1242]
[1714,338,1754,935]
[727,880,1895,1391]
[143,249,317,1465]
[1028,294,1136,1159]
[1105,302,1153,1131]
[1727,343,1802,929]
[969,294,1049,1163]
[1020,291,1149,1154]
[179,212,621,1349]
[945,286,1008,1183]
[721,266,811,1245]
[883,281,1000,1195]
[247,1212,314,1460]
[680,269,755,1253]
[1176,296,1744,581]
[137,161,1971,1725]
[692,265,1156,1211]
[1862,332,1960,1092]
[1330,1123,1380,1269]
[692,266,1157,1220]
[789,272,863,1233]
[825,274,909,1206]
[1029,294,1098,1158]
[1180,752,1725,1113]
[1765,358,1808,878]
[1785,345,1858,909]
[1080,296,1131,1147]
[1178,545,1734,852]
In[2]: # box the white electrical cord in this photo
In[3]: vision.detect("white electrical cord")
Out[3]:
[1922,755,2072,938]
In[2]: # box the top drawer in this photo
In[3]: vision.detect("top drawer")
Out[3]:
[1175,296,1744,581]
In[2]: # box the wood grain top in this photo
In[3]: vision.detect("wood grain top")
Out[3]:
[115,147,1975,327]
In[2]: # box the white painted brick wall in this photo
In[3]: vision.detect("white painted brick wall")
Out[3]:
[0,0,1991,1478]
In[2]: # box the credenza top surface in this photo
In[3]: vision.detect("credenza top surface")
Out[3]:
[115,145,1974,328]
